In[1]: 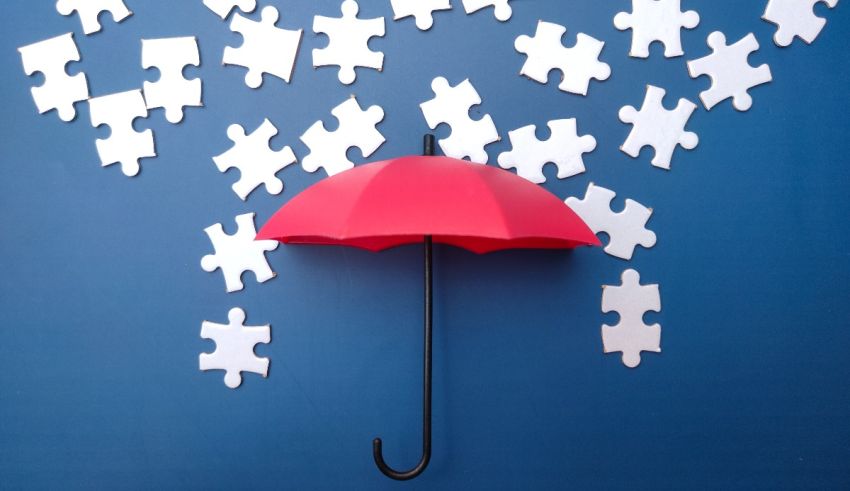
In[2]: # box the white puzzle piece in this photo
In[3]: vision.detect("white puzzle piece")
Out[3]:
[420,77,499,163]
[88,89,155,177]
[224,6,303,88]
[201,213,278,293]
[514,21,611,96]
[200,307,270,388]
[142,36,202,124]
[565,183,656,260]
[390,0,451,30]
[313,0,385,85]
[687,32,772,112]
[213,119,296,201]
[301,96,385,176]
[613,0,700,58]
[18,33,89,122]
[619,85,698,170]
[203,0,256,20]
[602,269,661,368]
[497,119,596,184]
[56,0,132,35]
[762,0,839,47]
[462,0,512,21]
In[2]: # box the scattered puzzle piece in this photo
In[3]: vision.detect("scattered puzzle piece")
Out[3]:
[201,213,278,293]
[462,0,512,21]
[203,0,256,20]
[56,0,132,35]
[313,0,385,85]
[200,307,270,388]
[565,183,656,260]
[88,89,156,177]
[142,36,202,124]
[301,96,385,176]
[420,77,499,163]
[18,33,89,122]
[224,6,303,88]
[213,119,296,201]
[602,269,661,368]
[613,0,700,58]
[687,32,772,111]
[619,85,699,170]
[514,21,611,96]
[497,119,596,183]
[762,0,839,47]
[390,0,451,30]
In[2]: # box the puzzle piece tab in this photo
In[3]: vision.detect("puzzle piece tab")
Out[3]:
[224,6,303,88]
[619,85,698,170]
[390,0,451,30]
[614,0,700,58]
[313,0,385,85]
[497,119,596,184]
[18,33,89,122]
[56,0,132,35]
[602,269,661,368]
[514,21,611,95]
[213,119,296,201]
[203,0,256,20]
[88,89,156,177]
[200,307,270,388]
[462,0,512,21]
[420,77,499,163]
[142,36,202,124]
[687,32,772,111]
[301,96,385,176]
[762,0,839,47]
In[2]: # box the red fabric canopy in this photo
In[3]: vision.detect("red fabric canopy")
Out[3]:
[257,155,600,254]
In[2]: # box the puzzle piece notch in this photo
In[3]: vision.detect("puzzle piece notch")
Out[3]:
[201,213,278,293]
[200,307,270,388]
[224,6,303,88]
[301,96,385,176]
[213,119,297,201]
[613,0,700,58]
[497,119,596,184]
[313,0,385,85]
[462,0,513,21]
[56,0,132,35]
[203,0,256,20]
[619,85,699,170]
[390,0,451,30]
[514,21,611,96]
[602,269,661,368]
[762,0,839,47]
[420,77,500,163]
[88,89,156,177]
[142,36,202,124]
[18,33,89,122]
[687,32,772,111]
[565,183,656,260]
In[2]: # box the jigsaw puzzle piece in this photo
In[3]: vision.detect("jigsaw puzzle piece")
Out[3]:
[18,33,89,122]
[203,0,256,20]
[762,0,839,47]
[201,213,278,293]
[313,0,385,85]
[142,36,202,124]
[613,0,700,58]
[462,0,512,21]
[224,6,303,88]
[88,89,156,177]
[390,0,451,30]
[497,119,596,184]
[56,0,132,35]
[602,269,661,368]
[200,307,270,388]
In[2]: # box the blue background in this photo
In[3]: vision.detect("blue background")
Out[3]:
[2,0,849,489]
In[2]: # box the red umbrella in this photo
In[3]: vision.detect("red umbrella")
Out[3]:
[257,135,600,480]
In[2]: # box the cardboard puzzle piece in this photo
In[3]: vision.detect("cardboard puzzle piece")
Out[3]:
[201,213,278,293]
[224,6,303,88]
[301,96,385,176]
[602,269,661,368]
[497,118,596,183]
[762,0,839,47]
[687,32,772,111]
[313,0,385,85]
[614,0,700,58]
[390,0,451,30]
[462,0,512,21]
[203,0,256,20]
[200,307,270,388]
[142,36,202,124]
[56,0,132,35]
[88,89,156,177]
[213,119,296,201]
[619,85,699,170]
[514,21,611,95]
[420,77,499,163]
[565,183,656,260]
[18,33,89,122]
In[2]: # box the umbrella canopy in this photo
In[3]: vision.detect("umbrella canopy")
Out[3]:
[256,155,600,253]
